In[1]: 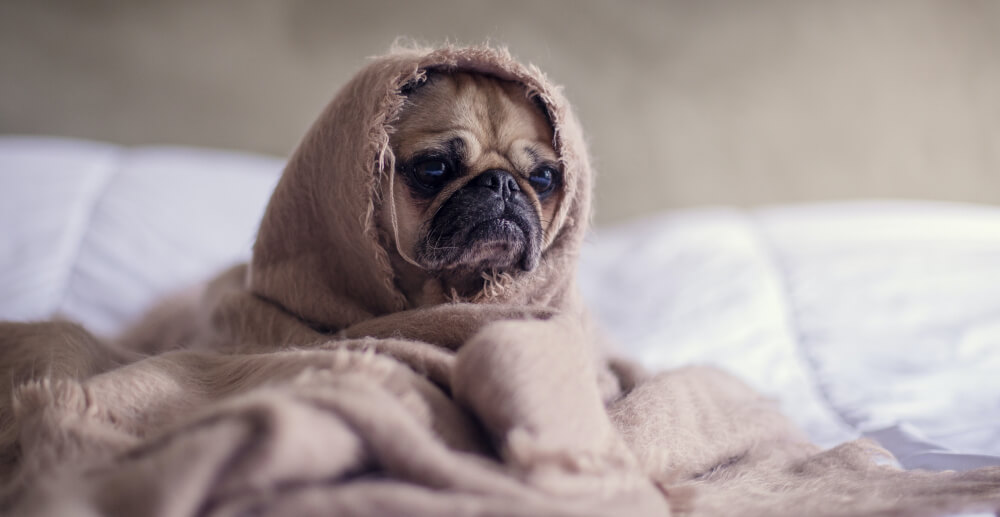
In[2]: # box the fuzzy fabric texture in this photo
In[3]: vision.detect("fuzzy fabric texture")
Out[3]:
[2,45,1000,516]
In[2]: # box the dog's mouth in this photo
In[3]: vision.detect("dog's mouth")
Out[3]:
[416,204,542,274]
[464,217,528,267]
[469,217,524,244]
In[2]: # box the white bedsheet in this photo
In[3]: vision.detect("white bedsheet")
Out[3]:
[580,204,1000,470]
[2,136,998,476]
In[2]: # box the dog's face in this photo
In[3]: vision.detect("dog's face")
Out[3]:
[382,72,562,299]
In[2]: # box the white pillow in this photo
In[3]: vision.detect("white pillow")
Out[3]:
[0,136,281,336]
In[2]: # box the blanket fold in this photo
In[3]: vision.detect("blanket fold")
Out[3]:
[2,44,999,516]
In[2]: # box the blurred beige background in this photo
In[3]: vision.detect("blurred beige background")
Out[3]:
[2,0,998,223]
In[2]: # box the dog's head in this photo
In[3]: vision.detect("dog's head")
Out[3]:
[382,72,563,300]
[251,46,591,329]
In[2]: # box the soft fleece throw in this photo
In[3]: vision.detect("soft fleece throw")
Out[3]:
[2,45,999,517]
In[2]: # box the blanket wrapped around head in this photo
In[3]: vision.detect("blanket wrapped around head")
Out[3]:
[2,44,1000,517]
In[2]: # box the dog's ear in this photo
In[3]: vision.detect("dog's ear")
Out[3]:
[399,76,425,96]
[531,95,556,139]
[399,70,440,96]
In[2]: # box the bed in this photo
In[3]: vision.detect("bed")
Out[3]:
[2,135,997,479]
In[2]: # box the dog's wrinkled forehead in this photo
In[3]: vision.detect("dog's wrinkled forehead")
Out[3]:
[392,71,558,174]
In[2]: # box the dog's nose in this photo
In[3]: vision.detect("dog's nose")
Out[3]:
[474,169,520,199]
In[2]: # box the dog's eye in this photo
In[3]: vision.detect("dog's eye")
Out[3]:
[528,167,558,198]
[411,159,450,191]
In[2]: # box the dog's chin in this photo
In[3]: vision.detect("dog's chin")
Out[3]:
[416,215,541,279]
[459,218,529,270]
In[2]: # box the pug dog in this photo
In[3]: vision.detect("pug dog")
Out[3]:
[381,72,563,306]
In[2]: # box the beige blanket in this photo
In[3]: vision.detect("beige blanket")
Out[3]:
[2,45,999,517]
